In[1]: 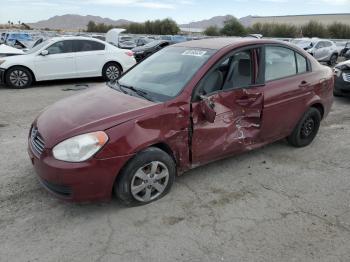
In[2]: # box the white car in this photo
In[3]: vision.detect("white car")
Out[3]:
[0,36,136,88]
[291,38,338,66]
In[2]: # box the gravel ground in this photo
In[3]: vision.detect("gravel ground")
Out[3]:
[0,79,350,262]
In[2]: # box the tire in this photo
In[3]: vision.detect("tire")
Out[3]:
[333,88,343,97]
[5,66,33,88]
[328,54,338,66]
[102,62,122,81]
[287,107,322,148]
[115,147,176,206]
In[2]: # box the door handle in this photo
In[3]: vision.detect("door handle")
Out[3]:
[236,97,257,105]
[299,81,310,89]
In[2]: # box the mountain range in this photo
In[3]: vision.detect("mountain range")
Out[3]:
[28,14,133,30]
[28,14,250,30]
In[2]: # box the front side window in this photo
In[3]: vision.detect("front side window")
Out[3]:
[46,40,74,55]
[197,48,257,96]
[118,47,215,102]
[265,46,297,81]
[75,40,105,52]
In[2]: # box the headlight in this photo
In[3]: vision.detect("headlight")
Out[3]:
[334,68,342,77]
[0,60,6,65]
[52,131,108,162]
[335,64,349,71]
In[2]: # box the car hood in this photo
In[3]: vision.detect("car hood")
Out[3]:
[336,59,350,68]
[35,85,157,147]
[0,44,25,55]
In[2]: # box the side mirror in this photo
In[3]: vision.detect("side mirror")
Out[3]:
[40,50,49,56]
[200,95,216,123]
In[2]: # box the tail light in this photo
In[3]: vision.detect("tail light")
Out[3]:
[125,51,134,57]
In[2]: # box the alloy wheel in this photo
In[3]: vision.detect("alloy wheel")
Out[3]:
[131,161,169,203]
[301,117,315,138]
[9,70,29,87]
[105,65,120,81]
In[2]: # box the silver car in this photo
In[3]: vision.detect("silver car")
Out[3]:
[292,38,338,66]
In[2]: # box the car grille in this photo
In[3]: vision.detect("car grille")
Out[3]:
[30,126,45,155]
[343,72,350,83]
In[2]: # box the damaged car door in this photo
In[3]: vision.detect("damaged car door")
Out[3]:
[190,47,264,165]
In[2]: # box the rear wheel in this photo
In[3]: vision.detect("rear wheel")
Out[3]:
[115,147,175,206]
[5,66,33,88]
[287,107,321,147]
[102,62,122,81]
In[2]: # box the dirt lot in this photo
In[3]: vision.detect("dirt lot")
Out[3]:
[1,79,350,262]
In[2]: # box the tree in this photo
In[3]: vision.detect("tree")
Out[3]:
[204,26,221,36]
[21,23,31,30]
[125,19,179,35]
[220,18,246,36]
[87,21,97,32]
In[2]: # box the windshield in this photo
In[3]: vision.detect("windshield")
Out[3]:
[118,47,215,102]
[25,39,51,54]
[8,33,32,41]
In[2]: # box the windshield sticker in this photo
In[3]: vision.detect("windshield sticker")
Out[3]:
[182,50,207,57]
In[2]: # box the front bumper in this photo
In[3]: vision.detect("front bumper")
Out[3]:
[0,68,5,85]
[334,70,350,93]
[28,139,133,202]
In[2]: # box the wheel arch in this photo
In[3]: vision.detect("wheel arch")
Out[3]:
[5,65,36,84]
[310,103,325,119]
[102,61,123,75]
[112,141,177,197]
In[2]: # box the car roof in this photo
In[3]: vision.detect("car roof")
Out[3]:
[174,37,291,50]
[50,36,105,43]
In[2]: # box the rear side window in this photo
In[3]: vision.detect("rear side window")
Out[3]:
[265,46,297,81]
[46,40,74,54]
[296,53,308,74]
[75,40,105,52]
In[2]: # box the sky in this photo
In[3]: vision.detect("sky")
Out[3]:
[0,0,349,24]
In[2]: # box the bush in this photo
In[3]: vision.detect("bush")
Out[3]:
[327,22,350,39]
[248,20,350,39]
[301,20,327,38]
[204,26,221,36]
[248,22,299,38]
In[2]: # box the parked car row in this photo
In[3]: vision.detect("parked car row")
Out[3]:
[0,36,136,88]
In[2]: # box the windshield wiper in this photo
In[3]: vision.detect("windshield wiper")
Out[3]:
[107,80,128,94]
[108,80,154,102]
[119,83,154,102]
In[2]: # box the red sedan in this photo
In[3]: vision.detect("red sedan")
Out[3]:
[28,38,334,205]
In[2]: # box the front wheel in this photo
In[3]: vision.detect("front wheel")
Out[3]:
[115,147,176,206]
[328,54,338,66]
[5,66,33,88]
[287,107,321,148]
